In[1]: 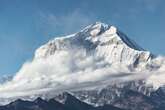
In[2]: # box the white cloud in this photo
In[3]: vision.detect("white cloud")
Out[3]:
[0,47,148,99]
[1,45,165,102]
[38,10,97,36]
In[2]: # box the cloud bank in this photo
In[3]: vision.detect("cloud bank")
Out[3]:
[0,45,165,102]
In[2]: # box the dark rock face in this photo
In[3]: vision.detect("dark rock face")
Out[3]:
[0,93,124,110]
[54,82,165,110]
[112,90,155,110]
[72,81,154,107]
[0,98,66,110]
[150,87,165,110]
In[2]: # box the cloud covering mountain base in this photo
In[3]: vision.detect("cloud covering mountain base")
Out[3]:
[0,22,165,105]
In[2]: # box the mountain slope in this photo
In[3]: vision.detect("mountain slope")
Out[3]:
[34,22,152,70]
[0,22,164,108]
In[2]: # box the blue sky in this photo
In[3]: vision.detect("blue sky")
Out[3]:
[0,0,165,75]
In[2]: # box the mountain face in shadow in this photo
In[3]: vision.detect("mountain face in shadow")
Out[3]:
[0,93,124,110]
[1,90,165,110]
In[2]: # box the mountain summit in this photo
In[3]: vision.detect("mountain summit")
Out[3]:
[35,22,152,70]
[0,22,164,107]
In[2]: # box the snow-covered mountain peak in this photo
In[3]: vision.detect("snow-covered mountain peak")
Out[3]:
[83,22,144,51]
[34,22,152,70]
[0,22,165,106]
[105,25,117,34]
[81,22,117,37]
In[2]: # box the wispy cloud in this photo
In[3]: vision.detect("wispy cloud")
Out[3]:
[145,0,162,12]
[38,10,97,37]
[135,0,162,12]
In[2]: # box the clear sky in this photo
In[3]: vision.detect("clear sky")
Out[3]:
[0,0,165,75]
